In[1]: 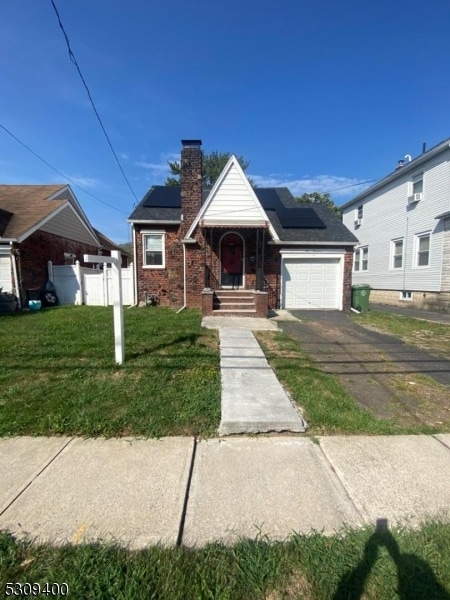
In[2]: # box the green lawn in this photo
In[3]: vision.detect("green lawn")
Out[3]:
[353,310,450,359]
[0,307,220,438]
[1,522,449,599]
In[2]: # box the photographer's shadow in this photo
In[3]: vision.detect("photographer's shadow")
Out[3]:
[333,519,450,600]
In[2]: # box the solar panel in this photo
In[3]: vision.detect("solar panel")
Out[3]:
[279,207,326,229]
[142,186,181,208]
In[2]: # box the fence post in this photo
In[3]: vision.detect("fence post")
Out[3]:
[75,260,83,305]
[103,266,108,306]
[47,260,53,282]
[129,262,134,304]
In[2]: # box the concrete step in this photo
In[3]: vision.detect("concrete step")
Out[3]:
[214,303,255,311]
[212,309,258,317]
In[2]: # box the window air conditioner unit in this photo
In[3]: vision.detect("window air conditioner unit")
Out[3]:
[407,193,422,204]
[354,218,363,226]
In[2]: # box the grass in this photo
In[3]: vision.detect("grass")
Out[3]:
[1,522,449,599]
[353,310,450,359]
[0,306,220,438]
[256,331,425,435]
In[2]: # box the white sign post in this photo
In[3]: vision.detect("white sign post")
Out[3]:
[83,250,125,365]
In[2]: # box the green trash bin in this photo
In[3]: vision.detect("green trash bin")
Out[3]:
[352,284,371,312]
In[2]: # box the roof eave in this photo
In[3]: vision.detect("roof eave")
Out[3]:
[341,140,450,210]
[268,240,357,246]
[128,219,181,225]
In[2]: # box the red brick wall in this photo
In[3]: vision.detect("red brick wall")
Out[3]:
[342,248,353,311]
[18,230,99,293]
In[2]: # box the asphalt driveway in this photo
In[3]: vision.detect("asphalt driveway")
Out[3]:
[280,311,450,427]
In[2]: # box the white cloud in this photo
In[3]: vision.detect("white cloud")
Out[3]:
[134,152,180,182]
[250,173,372,198]
[66,175,104,189]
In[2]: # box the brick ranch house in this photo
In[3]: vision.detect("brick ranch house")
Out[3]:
[128,140,358,316]
[0,184,126,306]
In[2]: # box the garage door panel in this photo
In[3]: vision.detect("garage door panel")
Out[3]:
[283,258,340,310]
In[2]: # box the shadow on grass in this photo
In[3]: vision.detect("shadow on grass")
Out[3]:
[333,519,450,600]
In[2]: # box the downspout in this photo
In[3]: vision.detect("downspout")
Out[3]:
[11,245,22,309]
[176,242,187,313]
[129,226,139,308]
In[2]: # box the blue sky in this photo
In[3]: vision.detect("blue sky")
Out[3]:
[1,0,449,243]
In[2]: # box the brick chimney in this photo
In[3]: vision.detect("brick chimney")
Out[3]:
[181,139,202,228]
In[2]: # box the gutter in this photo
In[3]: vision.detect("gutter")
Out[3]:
[268,240,357,246]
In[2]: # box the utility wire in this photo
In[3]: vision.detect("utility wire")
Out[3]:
[49,0,139,205]
[325,178,377,194]
[0,123,129,214]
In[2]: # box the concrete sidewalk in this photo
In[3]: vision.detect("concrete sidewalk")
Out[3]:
[1,434,449,549]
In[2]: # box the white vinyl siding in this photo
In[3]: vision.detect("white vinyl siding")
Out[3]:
[342,147,450,292]
[143,233,165,268]
[201,161,266,226]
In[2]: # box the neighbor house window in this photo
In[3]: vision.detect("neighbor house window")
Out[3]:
[357,205,363,220]
[391,238,404,269]
[411,173,423,195]
[415,232,430,267]
[400,291,413,301]
[143,233,165,268]
[353,246,368,272]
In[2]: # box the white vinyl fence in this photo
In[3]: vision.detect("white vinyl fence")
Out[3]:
[48,260,134,306]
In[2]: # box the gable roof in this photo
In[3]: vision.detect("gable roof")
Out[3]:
[128,185,357,245]
[342,136,450,210]
[0,184,100,245]
[186,155,276,238]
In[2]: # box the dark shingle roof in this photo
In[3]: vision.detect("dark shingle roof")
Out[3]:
[128,186,357,244]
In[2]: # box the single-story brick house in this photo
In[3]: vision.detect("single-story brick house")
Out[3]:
[128,140,358,316]
[0,184,126,306]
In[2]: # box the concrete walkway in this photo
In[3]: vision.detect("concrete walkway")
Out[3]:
[218,329,306,435]
[1,434,449,548]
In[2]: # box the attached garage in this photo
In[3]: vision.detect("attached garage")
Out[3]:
[281,254,343,310]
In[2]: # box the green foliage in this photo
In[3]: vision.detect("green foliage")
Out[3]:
[165,151,252,187]
[295,191,342,217]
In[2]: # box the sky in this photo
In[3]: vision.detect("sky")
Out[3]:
[1,0,449,243]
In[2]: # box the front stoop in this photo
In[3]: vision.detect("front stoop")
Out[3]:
[202,290,268,318]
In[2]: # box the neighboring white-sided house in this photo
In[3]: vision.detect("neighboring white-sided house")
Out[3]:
[342,137,450,312]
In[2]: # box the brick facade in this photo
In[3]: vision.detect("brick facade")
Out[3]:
[16,230,99,294]
[132,140,354,314]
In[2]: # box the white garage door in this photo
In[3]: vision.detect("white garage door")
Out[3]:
[283,258,340,309]
[0,254,12,292]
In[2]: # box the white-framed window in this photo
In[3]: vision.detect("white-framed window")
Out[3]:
[142,232,165,268]
[64,252,76,265]
[391,238,404,269]
[357,205,363,220]
[400,291,413,301]
[411,173,423,195]
[353,246,368,272]
[414,232,430,268]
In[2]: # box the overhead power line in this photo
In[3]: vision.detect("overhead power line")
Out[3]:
[49,0,139,204]
[325,178,377,194]
[0,123,129,214]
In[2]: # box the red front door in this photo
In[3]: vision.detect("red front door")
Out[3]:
[221,233,243,288]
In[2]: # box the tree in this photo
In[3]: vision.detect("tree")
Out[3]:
[295,192,342,217]
[165,151,252,187]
